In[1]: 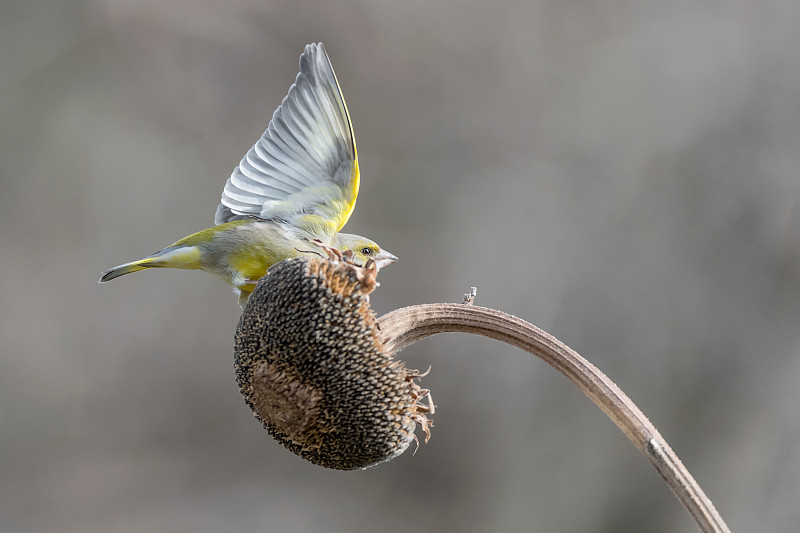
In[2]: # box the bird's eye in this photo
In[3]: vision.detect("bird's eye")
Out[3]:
[361,247,373,256]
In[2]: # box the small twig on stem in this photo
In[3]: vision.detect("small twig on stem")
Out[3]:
[462,287,477,305]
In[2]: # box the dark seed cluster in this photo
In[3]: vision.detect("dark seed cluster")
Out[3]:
[234,256,426,470]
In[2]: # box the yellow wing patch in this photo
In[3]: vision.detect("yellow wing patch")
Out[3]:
[332,60,360,233]
[335,158,360,232]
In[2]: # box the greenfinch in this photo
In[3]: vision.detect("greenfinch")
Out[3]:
[100,43,396,307]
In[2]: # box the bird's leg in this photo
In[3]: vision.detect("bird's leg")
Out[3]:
[298,239,355,263]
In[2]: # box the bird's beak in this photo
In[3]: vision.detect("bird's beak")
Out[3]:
[373,250,398,269]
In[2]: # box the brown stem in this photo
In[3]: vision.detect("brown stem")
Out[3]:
[378,303,730,533]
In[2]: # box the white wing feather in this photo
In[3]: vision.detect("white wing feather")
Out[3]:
[215,43,358,227]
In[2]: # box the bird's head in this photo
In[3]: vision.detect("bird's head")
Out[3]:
[334,233,398,269]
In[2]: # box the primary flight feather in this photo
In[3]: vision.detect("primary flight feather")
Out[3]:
[99,43,396,307]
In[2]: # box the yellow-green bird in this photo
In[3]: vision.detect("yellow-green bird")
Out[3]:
[99,43,396,307]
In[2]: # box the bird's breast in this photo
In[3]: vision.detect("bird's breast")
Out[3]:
[228,248,280,282]
[219,221,327,285]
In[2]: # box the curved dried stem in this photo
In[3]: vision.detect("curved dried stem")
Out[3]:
[378,303,730,533]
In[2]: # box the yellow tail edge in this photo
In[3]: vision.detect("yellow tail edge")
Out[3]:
[99,246,202,283]
[98,258,155,283]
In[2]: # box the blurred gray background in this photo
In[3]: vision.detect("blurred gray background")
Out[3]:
[2,1,799,532]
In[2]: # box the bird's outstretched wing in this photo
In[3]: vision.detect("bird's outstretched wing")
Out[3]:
[215,43,359,235]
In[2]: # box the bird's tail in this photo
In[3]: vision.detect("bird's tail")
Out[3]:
[99,259,152,282]
[99,246,202,283]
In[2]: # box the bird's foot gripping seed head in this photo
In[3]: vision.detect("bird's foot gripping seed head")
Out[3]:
[300,239,374,275]
[234,255,433,470]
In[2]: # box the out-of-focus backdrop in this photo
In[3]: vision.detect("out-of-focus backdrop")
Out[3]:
[2,1,799,532]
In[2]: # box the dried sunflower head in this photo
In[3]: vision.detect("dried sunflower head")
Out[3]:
[234,255,432,470]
